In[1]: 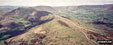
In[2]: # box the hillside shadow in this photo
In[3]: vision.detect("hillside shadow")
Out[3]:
[58,20,70,28]
[92,21,113,28]
[0,18,54,41]
[61,16,71,20]
[0,11,54,41]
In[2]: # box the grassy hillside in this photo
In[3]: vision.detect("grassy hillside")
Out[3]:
[0,4,113,45]
[2,15,96,45]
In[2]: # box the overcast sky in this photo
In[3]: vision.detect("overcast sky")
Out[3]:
[0,0,113,6]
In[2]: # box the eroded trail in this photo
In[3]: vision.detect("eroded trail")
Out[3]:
[55,15,99,45]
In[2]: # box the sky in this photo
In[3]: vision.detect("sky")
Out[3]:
[0,0,113,6]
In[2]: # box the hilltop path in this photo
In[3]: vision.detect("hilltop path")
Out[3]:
[55,15,99,45]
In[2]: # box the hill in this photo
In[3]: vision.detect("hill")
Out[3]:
[0,4,113,45]
[0,7,96,45]
[3,15,98,45]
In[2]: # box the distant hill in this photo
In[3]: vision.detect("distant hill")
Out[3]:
[0,6,26,16]
[0,7,53,25]
[34,6,56,13]
[0,6,20,11]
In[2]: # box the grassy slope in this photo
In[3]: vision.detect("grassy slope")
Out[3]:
[41,15,89,45]
[5,15,96,45]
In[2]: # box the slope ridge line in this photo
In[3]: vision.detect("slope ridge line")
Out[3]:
[55,15,99,45]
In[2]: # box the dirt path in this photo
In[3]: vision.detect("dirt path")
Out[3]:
[55,15,99,45]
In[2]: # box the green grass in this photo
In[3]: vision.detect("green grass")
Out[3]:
[39,16,92,45]
[27,36,32,45]
[0,35,10,40]
[0,41,5,45]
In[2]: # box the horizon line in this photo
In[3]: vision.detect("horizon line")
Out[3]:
[0,3,113,7]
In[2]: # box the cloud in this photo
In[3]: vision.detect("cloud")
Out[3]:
[0,0,113,6]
